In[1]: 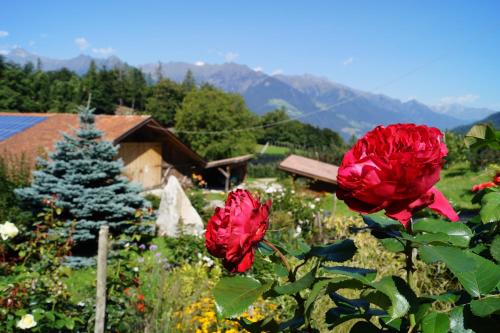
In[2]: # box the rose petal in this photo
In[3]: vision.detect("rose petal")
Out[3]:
[427,188,459,222]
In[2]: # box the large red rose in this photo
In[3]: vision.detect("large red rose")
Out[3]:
[336,124,459,228]
[205,189,271,273]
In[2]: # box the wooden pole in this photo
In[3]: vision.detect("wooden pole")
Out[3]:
[225,166,231,193]
[332,193,338,222]
[95,225,109,333]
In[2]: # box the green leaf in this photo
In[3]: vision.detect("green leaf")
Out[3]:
[379,238,406,252]
[422,312,450,333]
[419,245,476,273]
[480,192,500,223]
[470,296,500,317]
[491,236,500,262]
[362,215,402,229]
[419,292,460,304]
[449,305,473,333]
[453,252,500,297]
[213,276,272,318]
[322,266,377,283]
[277,239,311,257]
[304,279,332,322]
[305,239,356,262]
[351,321,385,332]
[412,219,473,248]
[370,276,410,321]
[273,262,289,277]
[274,268,315,295]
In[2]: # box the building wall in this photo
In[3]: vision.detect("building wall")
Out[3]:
[119,142,163,189]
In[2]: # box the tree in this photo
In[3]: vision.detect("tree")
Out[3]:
[82,61,115,114]
[182,69,196,92]
[16,106,149,245]
[145,79,185,126]
[175,86,258,160]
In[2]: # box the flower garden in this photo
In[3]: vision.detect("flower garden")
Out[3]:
[1,114,499,332]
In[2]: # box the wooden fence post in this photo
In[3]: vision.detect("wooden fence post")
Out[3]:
[95,225,109,333]
[331,194,338,222]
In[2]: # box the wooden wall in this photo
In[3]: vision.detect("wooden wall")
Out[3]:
[119,142,162,189]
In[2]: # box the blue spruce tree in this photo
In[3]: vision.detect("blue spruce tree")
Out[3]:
[16,106,149,246]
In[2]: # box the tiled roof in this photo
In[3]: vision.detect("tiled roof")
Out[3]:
[278,154,338,185]
[0,112,151,165]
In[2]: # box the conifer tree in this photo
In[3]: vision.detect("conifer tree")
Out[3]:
[16,106,149,243]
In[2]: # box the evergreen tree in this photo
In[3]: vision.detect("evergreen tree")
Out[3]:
[16,106,149,244]
[182,69,196,92]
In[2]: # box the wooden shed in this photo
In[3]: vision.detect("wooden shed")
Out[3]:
[278,154,339,192]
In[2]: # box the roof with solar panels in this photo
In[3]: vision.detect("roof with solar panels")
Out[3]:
[0,112,152,165]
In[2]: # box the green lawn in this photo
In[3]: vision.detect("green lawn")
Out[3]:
[255,144,290,155]
[437,162,493,211]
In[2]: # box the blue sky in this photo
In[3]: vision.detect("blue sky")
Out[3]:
[1,0,500,109]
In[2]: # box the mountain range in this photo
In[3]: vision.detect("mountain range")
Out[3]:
[4,48,497,138]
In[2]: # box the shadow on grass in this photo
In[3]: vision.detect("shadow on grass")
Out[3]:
[443,168,468,178]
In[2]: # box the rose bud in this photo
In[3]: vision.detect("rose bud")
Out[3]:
[205,189,271,273]
[336,124,459,228]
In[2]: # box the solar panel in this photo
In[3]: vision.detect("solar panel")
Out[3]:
[0,115,48,141]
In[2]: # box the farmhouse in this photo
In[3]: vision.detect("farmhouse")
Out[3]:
[278,154,339,192]
[0,113,251,190]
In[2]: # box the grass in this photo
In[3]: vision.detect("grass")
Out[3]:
[255,144,290,155]
[437,162,494,211]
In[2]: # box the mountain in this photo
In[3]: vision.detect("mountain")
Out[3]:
[453,111,500,134]
[4,48,124,75]
[432,103,497,122]
[4,49,471,138]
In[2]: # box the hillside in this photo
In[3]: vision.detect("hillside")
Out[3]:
[453,111,500,134]
[5,48,495,138]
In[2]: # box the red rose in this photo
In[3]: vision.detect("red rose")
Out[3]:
[336,124,459,228]
[471,171,499,192]
[205,189,271,273]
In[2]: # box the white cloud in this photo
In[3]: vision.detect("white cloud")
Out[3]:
[74,37,90,50]
[194,61,205,66]
[28,40,36,47]
[253,66,263,72]
[343,57,354,66]
[0,49,8,55]
[271,69,283,75]
[0,31,9,38]
[92,47,115,56]
[439,94,479,105]
[224,51,239,62]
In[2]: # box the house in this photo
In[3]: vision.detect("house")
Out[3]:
[278,154,339,192]
[0,112,252,191]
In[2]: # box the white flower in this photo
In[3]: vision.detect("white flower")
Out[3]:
[265,187,275,194]
[314,197,321,202]
[0,221,19,240]
[77,301,86,307]
[17,314,37,330]
[133,267,139,272]
[291,190,295,194]
[293,225,302,238]
[202,255,214,267]
[308,203,316,209]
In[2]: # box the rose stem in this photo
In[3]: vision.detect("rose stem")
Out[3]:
[405,219,416,332]
[262,239,292,276]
